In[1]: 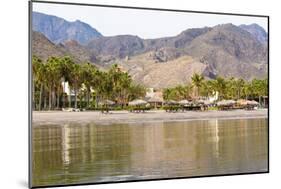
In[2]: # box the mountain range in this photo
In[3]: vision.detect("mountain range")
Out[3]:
[239,23,268,44]
[32,12,268,88]
[32,12,102,45]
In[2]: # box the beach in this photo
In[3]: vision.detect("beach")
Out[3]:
[32,109,268,125]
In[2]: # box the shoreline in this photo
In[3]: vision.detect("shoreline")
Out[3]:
[32,109,268,126]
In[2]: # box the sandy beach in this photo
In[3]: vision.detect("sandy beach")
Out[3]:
[32,109,268,125]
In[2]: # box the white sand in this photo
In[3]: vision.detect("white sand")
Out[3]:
[32,109,268,126]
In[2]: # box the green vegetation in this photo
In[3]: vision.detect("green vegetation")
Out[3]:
[33,55,268,111]
[191,73,204,97]
[163,85,193,101]
[32,56,146,110]
[163,73,268,103]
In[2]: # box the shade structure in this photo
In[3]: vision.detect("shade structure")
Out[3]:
[165,100,179,105]
[148,96,163,103]
[98,99,115,106]
[196,99,205,104]
[202,100,212,105]
[178,99,190,105]
[217,100,236,106]
[129,99,147,106]
[237,99,259,106]
[248,100,259,105]
[237,99,248,105]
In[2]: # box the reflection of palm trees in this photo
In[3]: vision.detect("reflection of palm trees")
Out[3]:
[126,121,165,173]
[209,119,220,158]
[61,124,70,165]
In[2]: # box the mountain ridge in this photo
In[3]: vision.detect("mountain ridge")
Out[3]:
[32,12,268,88]
[32,12,103,45]
[239,23,268,44]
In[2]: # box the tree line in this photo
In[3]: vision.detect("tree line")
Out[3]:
[163,73,268,102]
[32,56,146,110]
[33,56,268,111]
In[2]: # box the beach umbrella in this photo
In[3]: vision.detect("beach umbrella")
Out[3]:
[237,100,259,106]
[165,100,178,105]
[248,100,259,105]
[178,99,190,105]
[98,99,115,106]
[196,99,205,104]
[148,96,163,103]
[228,100,236,104]
[217,100,235,106]
[237,99,247,106]
[129,99,147,106]
[148,96,163,109]
[203,100,212,105]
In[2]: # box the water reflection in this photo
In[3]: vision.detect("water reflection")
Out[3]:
[32,118,268,187]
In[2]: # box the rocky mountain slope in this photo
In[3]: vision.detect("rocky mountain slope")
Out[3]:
[239,23,268,44]
[32,31,67,60]
[32,12,268,88]
[185,24,268,80]
[32,31,100,66]
[117,52,206,88]
[33,12,102,45]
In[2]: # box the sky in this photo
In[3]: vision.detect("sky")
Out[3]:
[33,2,268,39]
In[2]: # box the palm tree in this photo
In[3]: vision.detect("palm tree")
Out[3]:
[59,56,75,108]
[163,88,172,101]
[91,70,104,108]
[225,77,235,99]
[261,78,268,97]
[191,73,204,98]
[127,83,146,101]
[201,80,215,98]
[214,76,227,100]
[32,56,43,110]
[108,64,122,102]
[118,72,132,107]
[251,78,268,104]
[162,85,192,101]
[184,85,193,99]
[69,63,83,109]
[242,82,251,100]
[36,61,47,111]
[80,63,97,109]
[45,57,61,110]
[236,78,245,99]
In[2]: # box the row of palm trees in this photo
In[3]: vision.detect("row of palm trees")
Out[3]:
[163,73,268,103]
[32,56,146,111]
[33,56,268,110]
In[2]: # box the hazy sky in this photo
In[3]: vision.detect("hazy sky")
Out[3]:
[33,2,268,39]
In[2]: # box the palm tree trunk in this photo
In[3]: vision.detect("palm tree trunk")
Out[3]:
[80,95,83,109]
[74,86,77,109]
[95,93,98,108]
[62,81,66,108]
[87,89,90,109]
[238,89,241,99]
[49,89,52,110]
[43,89,47,110]
[38,83,43,111]
[57,89,60,109]
[52,91,56,109]
[68,87,71,108]
[33,79,35,110]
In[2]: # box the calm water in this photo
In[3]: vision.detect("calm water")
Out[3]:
[32,118,268,187]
